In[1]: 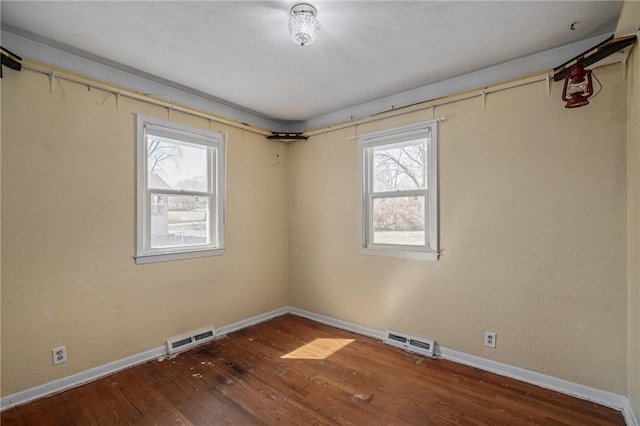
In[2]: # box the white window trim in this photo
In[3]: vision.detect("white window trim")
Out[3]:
[357,120,439,261]
[135,114,225,264]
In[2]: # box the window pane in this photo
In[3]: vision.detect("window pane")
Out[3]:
[150,194,210,248]
[372,196,425,246]
[147,135,210,192]
[373,139,427,192]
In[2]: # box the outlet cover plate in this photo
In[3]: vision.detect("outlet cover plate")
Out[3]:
[52,346,67,365]
[485,332,497,349]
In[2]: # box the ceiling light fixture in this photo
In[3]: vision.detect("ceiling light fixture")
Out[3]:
[288,3,320,47]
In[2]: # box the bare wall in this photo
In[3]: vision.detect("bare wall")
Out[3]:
[0,69,289,396]
[288,64,628,393]
[0,56,633,402]
[0,64,3,398]
[628,38,640,416]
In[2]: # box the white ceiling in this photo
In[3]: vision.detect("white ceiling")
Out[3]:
[1,1,623,128]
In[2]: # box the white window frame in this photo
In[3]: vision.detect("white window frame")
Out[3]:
[357,120,439,261]
[135,114,225,264]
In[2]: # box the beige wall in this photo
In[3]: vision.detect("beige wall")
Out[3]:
[0,70,289,396]
[288,64,628,393]
[0,53,634,403]
[0,67,3,398]
[628,40,640,415]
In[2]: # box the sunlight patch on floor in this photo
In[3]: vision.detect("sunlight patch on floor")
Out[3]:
[281,338,355,360]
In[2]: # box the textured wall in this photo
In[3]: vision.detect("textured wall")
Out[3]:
[628,41,640,416]
[0,69,3,398]
[288,64,628,393]
[0,57,633,401]
[0,70,289,396]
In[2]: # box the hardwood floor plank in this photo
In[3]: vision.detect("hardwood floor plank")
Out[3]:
[0,408,25,426]
[62,385,102,425]
[146,354,243,424]
[116,368,194,425]
[224,325,394,424]
[1,315,625,425]
[198,337,342,424]
[11,393,74,426]
[263,318,538,423]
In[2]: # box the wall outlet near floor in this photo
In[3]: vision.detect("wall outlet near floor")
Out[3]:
[52,346,67,365]
[485,332,497,349]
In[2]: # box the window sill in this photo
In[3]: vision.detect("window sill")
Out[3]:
[135,248,225,264]
[358,247,438,261]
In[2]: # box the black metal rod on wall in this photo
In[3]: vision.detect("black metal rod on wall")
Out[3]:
[1,46,23,78]
[553,35,636,82]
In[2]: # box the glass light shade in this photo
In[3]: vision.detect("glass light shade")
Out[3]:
[288,4,320,47]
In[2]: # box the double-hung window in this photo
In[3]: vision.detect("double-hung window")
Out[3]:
[357,120,438,260]
[135,115,225,264]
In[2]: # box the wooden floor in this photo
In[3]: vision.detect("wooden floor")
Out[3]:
[1,315,625,425]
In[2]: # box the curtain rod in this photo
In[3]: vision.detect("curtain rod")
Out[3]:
[17,53,627,141]
[302,72,552,138]
[301,53,626,138]
[19,58,274,137]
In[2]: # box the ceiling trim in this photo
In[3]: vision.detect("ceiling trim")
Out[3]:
[16,58,274,137]
[1,28,613,134]
[0,28,287,132]
[289,33,613,133]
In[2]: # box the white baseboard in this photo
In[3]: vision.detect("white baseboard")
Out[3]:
[288,307,386,340]
[2,305,637,426]
[0,307,289,411]
[0,345,166,411]
[624,398,639,426]
[288,307,635,425]
[437,346,628,409]
[216,307,289,337]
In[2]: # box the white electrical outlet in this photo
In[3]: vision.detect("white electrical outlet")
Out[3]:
[52,346,67,365]
[485,332,497,349]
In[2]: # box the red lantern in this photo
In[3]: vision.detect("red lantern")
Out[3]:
[561,64,594,108]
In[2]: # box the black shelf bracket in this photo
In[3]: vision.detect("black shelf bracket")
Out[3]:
[266,132,308,141]
[553,35,637,82]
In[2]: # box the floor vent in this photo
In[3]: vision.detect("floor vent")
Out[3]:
[385,330,435,357]
[166,327,216,354]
